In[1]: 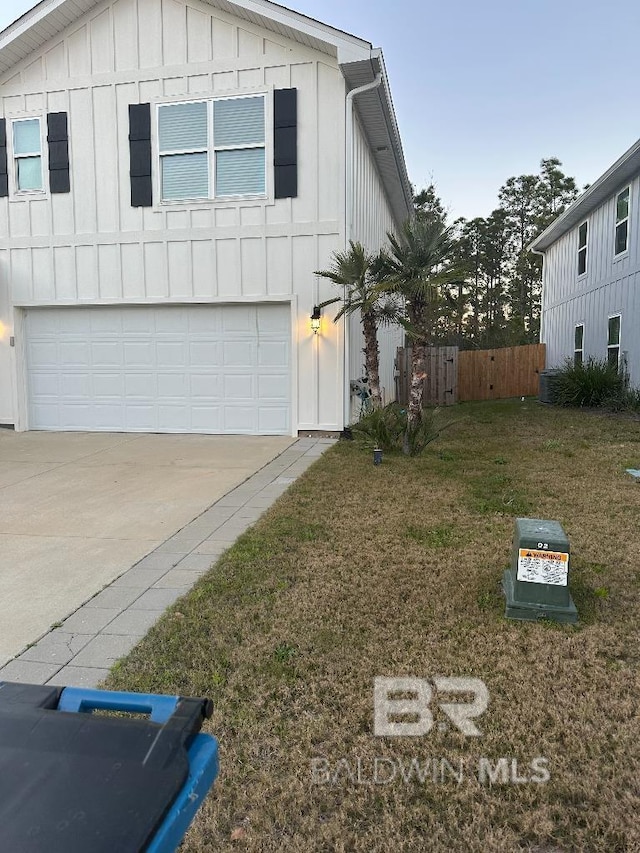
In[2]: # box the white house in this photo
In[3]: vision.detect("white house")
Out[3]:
[531,138,640,385]
[0,0,412,435]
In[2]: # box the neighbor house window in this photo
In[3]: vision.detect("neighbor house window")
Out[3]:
[158,95,266,201]
[12,118,43,191]
[607,315,621,370]
[614,187,629,255]
[577,221,588,275]
[574,323,584,365]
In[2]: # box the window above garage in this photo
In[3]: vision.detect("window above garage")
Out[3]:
[157,95,266,202]
[12,117,44,193]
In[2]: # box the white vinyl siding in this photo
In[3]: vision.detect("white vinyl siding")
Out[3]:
[158,96,265,201]
[12,118,43,192]
[614,187,629,256]
[0,2,349,433]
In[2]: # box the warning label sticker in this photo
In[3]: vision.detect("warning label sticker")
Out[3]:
[517,549,569,586]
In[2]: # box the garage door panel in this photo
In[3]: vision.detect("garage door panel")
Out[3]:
[91,341,122,366]
[92,404,125,430]
[29,342,58,368]
[93,374,124,397]
[258,341,288,367]
[223,406,254,432]
[157,405,190,431]
[31,372,60,396]
[222,306,255,333]
[60,341,91,365]
[224,374,253,399]
[258,304,290,333]
[125,373,157,397]
[26,305,291,435]
[258,375,289,399]
[125,405,156,430]
[191,406,221,431]
[60,373,90,397]
[157,373,188,397]
[259,407,289,433]
[124,341,154,367]
[223,341,255,367]
[190,374,221,397]
[190,341,222,365]
[156,341,187,367]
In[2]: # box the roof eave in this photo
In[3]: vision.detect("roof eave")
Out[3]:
[0,0,373,73]
[530,136,640,253]
[340,51,413,229]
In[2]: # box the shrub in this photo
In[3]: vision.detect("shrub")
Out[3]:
[350,402,405,452]
[553,358,624,408]
[603,386,640,414]
[351,403,456,456]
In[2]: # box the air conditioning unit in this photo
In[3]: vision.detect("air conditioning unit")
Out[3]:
[538,369,561,404]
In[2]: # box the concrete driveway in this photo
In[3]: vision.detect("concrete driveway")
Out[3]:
[0,431,293,666]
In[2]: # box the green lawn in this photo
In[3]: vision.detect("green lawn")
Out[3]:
[106,400,640,852]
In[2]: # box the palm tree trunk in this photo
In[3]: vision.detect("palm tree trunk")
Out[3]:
[362,311,382,408]
[407,343,427,429]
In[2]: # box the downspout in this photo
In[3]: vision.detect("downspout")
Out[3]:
[343,71,382,429]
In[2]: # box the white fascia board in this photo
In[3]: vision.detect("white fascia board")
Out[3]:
[0,0,372,62]
[0,0,64,47]
[227,0,372,59]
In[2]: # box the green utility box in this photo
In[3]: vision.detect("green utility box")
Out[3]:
[502,518,578,623]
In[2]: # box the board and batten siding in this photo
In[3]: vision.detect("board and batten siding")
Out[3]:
[347,115,402,414]
[541,172,640,385]
[0,0,349,431]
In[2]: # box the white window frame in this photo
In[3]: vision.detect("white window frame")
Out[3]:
[607,313,621,371]
[577,221,588,277]
[11,116,45,196]
[157,93,268,203]
[574,323,584,366]
[614,186,630,257]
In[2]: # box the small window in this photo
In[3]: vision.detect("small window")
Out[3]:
[574,324,584,365]
[13,118,43,192]
[607,315,621,370]
[577,221,587,276]
[614,187,629,255]
[158,95,266,202]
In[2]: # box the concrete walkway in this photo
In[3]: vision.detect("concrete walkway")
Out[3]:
[0,431,294,665]
[0,437,335,688]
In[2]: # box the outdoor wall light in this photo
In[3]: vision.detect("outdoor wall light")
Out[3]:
[310,305,321,334]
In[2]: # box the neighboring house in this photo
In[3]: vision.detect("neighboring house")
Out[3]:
[531,138,640,385]
[0,0,412,435]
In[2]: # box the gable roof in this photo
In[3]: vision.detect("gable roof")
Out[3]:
[530,136,640,253]
[0,0,413,225]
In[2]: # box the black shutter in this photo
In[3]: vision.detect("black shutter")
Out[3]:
[274,88,297,199]
[128,103,152,207]
[0,119,8,198]
[47,112,70,194]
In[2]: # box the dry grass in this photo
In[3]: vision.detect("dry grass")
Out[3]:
[106,400,640,852]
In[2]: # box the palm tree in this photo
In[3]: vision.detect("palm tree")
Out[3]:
[315,241,398,409]
[380,218,460,429]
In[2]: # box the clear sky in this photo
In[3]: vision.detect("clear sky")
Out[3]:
[2,0,640,221]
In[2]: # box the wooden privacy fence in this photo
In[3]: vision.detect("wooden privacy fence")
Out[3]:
[395,343,546,405]
[395,346,458,406]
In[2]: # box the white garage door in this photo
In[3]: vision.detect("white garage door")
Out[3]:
[25,304,291,434]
